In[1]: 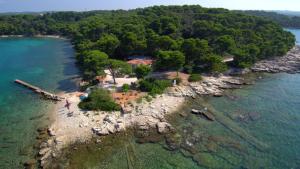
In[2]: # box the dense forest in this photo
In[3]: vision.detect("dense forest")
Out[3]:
[240,10,300,29]
[0,5,295,77]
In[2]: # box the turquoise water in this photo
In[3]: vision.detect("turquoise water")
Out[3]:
[286,28,300,45]
[206,73,300,168]
[0,38,77,168]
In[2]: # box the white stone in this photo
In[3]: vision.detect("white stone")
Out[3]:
[156,122,171,134]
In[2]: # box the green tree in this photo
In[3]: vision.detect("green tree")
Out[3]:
[160,16,179,35]
[181,38,212,66]
[95,33,120,56]
[120,32,146,56]
[135,65,152,79]
[203,55,228,73]
[215,35,236,55]
[155,50,185,74]
[192,20,222,39]
[233,45,260,68]
[82,50,108,80]
[75,40,94,51]
[157,35,178,50]
[106,59,132,84]
[81,50,132,83]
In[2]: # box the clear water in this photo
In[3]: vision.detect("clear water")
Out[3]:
[286,28,300,45]
[206,73,300,168]
[59,29,300,169]
[0,38,77,168]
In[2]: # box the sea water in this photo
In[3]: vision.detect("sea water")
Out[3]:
[0,38,77,168]
[286,28,300,45]
[60,29,300,169]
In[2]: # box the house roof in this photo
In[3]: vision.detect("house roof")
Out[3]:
[127,59,154,65]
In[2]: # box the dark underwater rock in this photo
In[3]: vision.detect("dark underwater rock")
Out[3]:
[23,159,36,169]
[165,133,182,151]
[191,108,215,121]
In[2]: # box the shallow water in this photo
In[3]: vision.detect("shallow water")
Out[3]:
[0,38,77,168]
[205,73,300,168]
[286,28,300,45]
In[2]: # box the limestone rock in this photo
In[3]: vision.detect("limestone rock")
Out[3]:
[252,46,300,73]
[92,127,109,136]
[47,128,55,136]
[156,122,172,134]
[39,147,50,156]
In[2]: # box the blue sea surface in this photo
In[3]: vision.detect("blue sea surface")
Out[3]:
[287,28,300,45]
[0,38,77,168]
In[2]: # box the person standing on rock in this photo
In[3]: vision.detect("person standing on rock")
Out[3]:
[65,99,71,112]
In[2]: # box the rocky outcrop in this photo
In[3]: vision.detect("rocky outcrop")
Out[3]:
[252,46,300,73]
[168,86,196,98]
[38,134,57,168]
[191,108,215,121]
[189,76,246,97]
[92,115,125,135]
[156,122,173,134]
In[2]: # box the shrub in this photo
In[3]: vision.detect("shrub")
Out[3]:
[122,84,130,92]
[139,78,172,96]
[188,74,202,82]
[78,89,121,111]
[135,65,152,79]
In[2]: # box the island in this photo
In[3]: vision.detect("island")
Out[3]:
[1,5,299,169]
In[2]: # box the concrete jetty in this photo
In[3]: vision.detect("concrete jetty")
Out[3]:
[14,79,64,101]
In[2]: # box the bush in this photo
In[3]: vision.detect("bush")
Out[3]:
[78,89,121,111]
[139,78,172,96]
[188,74,203,82]
[135,65,152,79]
[122,84,130,92]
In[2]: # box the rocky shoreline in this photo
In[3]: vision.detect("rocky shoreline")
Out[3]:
[37,45,300,168]
[252,46,300,73]
[37,74,249,168]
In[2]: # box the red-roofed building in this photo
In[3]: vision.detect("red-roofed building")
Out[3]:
[127,57,154,68]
